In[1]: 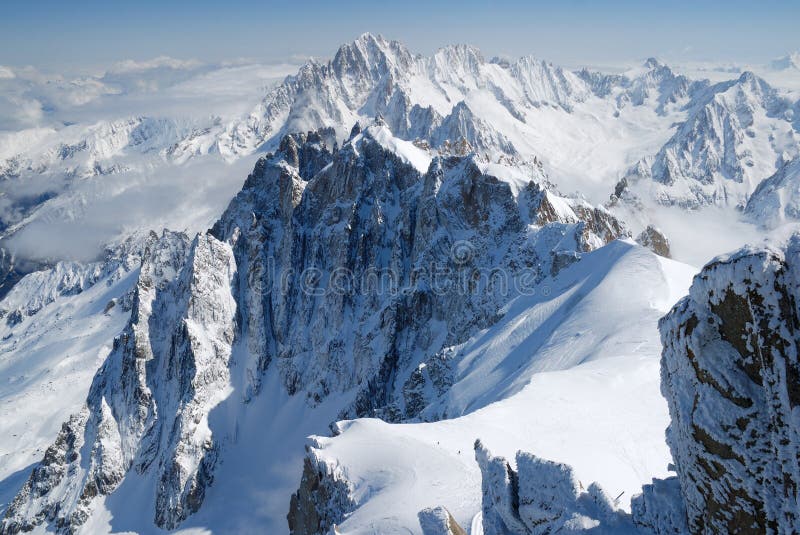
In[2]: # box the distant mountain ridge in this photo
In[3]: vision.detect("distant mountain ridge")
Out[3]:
[0,121,630,534]
[3,34,800,272]
[3,33,800,535]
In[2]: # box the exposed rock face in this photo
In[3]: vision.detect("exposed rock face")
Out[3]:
[418,506,468,535]
[636,225,671,258]
[1,124,629,534]
[579,57,703,116]
[647,238,800,533]
[631,476,689,534]
[210,123,627,421]
[1,230,237,533]
[288,445,355,535]
[475,440,627,535]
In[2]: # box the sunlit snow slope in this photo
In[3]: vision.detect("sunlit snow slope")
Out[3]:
[298,240,695,534]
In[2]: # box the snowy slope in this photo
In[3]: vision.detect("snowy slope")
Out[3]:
[0,252,140,511]
[296,241,696,534]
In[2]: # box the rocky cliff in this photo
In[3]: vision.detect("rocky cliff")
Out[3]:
[635,237,800,533]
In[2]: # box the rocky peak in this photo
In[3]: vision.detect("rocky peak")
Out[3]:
[620,66,796,208]
[330,33,414,84]
[635,236,800,533]
[0,230,209,533]
[434,101,516,155]
[630,58,695,113]
[429,43,485,83]
[717,71,783,117]
[575,68,626,99]
[644,57,663,70]
[510,55,590,111]
[635,225,671,258]
[745,155,800,228]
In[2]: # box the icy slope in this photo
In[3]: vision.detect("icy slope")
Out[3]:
[433,239,691,417]
[291,241,695,534]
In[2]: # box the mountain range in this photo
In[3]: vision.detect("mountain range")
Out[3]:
[1,34,800,534]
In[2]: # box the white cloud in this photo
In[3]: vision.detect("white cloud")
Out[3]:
[0,56,300,264]
[0,58,299,129]
[0,96,44,128]
[5,154,258,262]
[109,55,203,73]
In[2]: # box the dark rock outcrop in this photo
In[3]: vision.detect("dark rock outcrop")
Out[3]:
[636,225,671,258]
[288,449,355,535]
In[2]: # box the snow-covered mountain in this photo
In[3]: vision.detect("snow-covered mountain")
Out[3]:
[0,124,633,533]
[634,236,800,534]
[289,239,695,534]
[620,71,800,208]
[4,33,800,293]
[745,155,800,228]
[178,34,594,159]
[2,33,800,535]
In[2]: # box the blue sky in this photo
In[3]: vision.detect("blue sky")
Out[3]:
[2,0,799,70]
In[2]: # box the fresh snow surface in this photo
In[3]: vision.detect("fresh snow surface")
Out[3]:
[304,241,695,534]
[355,124,433,174]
